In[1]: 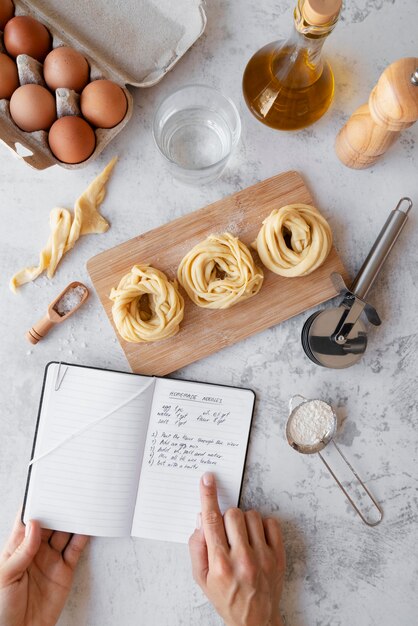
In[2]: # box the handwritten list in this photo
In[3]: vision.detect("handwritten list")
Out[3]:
[132,378,254,543]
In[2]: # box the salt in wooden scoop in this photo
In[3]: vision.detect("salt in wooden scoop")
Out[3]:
[26,282,89,344]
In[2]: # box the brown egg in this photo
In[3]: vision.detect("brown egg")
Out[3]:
[4,15,51,62]
[0,0,14,30]
[10,84,56,132]
[0,52,19,99]
[44,46,89,93]
[80,79,127,129]
[48,116,96,164]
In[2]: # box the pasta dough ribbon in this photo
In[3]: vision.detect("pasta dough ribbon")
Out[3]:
[177,232,264,309]
[10,157,117,292]
[253,203,333,277]
[110,265,184,343]
[10,208,72,290]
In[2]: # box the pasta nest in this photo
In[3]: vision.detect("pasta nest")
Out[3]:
[177,232,264,309]
[253,203,333,277]
[109,265,184,343]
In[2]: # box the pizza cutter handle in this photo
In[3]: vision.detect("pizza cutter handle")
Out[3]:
[350,198,412,300]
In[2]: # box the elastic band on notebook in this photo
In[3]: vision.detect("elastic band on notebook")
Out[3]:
[29,377,156,468]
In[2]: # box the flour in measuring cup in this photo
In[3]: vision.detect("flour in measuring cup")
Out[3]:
[289,400,335,446]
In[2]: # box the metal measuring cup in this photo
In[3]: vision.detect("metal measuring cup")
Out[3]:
[286,395,383,526]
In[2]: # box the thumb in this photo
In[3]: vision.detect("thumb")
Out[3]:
[0,520,41,585]
[188,513,208,588]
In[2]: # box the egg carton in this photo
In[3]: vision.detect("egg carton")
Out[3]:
[0,0,206,170]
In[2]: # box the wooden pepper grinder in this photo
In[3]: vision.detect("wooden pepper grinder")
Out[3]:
[335,57,418,169]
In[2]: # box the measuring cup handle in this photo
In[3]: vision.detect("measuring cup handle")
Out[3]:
[318,441,383,527]
[288,395,307,413]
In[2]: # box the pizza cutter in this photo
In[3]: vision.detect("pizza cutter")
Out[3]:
[302,198,412,368]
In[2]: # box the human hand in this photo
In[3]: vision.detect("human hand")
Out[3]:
[0,513,89,626]
[189,473,286,626]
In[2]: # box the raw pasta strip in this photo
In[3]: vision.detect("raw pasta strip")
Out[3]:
[66,156,117,250]
[9,157,117,292]
[10,209,72,292]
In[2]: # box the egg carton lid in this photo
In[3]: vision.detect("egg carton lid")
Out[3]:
[28,0,207,87]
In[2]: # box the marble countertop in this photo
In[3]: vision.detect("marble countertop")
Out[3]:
[1,1,417,625]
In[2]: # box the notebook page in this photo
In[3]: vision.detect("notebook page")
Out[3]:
[131,378,254,543]
[23,364,155,536]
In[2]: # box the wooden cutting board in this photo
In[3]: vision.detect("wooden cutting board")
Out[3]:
[87,171,347,375]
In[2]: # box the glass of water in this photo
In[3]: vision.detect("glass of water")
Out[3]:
[153,85,241,185]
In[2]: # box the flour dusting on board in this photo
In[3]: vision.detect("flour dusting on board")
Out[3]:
[221,209,246,236]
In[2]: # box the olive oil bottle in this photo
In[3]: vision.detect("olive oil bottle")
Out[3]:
[242,0,342,131]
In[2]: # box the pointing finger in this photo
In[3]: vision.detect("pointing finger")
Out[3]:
[188,513,209,588]
[200,473,228,558]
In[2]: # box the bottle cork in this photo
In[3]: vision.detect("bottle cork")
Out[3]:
[302,0,342,25]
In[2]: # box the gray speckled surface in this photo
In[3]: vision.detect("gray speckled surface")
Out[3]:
[1,1,417,625]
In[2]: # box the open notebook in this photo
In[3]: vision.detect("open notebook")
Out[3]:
[22,362,255,543]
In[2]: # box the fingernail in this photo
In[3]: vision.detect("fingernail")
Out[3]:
[202,472,214,487]
[196,513,202,529]
[25,521,31,538]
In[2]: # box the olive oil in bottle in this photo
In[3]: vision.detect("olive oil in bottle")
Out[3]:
[242,0,342,131]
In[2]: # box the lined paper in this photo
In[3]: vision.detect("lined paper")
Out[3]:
[131,378,254,543]
[24,364,155,536]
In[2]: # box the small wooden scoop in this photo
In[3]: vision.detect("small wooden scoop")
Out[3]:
[26,281,89,345]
